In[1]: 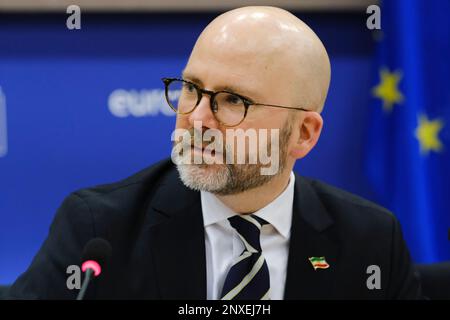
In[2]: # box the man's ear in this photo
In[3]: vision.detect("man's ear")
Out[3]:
[289,112,323,159]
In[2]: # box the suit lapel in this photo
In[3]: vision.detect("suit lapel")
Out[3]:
[146,170,206,299]
[284,175,339,299]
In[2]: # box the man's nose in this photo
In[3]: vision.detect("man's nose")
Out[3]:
[188,95,219,128]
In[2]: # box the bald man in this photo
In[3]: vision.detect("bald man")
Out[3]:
[9,7,422,300]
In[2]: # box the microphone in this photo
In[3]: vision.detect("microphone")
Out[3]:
[76,238,112,300]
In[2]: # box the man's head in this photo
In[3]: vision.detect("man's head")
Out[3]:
[173,6,331,195]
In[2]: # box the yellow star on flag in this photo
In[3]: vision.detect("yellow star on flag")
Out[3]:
[415,114,445,155]
[372,68,404,112]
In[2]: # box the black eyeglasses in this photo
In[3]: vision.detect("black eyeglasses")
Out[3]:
[162,77,311,127]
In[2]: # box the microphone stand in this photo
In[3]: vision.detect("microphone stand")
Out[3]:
[76,268,94,300]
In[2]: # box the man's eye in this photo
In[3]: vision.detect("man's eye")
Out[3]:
[225,94,242,105]
[183,83,196,93]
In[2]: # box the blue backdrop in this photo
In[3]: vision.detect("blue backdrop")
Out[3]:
[366,1,450,264]
[0,11,444,285]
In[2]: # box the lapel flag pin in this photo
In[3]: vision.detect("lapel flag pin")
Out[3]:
[308,256,330,270]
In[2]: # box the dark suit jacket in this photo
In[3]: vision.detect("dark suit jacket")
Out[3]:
[8,158,422,299]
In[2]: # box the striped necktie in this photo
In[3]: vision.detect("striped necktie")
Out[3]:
[220,214,270,300]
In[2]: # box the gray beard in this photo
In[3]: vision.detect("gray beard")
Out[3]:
[175,122,292,195]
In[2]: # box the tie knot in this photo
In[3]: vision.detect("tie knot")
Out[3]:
[228,215,268,253]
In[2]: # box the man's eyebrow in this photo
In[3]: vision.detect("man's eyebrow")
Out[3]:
[181,72,204,87]
[181,71,256,100]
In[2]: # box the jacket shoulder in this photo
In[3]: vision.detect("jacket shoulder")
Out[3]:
[300,176,396,235]
[305,177,392,215]
[75,158,175,199]
[66,158,177,233]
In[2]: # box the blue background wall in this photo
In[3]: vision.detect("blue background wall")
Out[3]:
[0,12,379,284]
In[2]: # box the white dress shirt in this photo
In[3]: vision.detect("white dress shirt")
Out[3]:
[201,171,295,300]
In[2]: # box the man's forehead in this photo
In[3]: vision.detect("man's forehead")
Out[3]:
[182,46,289,97]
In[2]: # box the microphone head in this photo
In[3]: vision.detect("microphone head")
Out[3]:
[81,238,112,268]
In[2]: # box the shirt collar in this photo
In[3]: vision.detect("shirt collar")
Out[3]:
[201,171,295,239]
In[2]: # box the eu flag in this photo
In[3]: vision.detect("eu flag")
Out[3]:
[366,0,450,263]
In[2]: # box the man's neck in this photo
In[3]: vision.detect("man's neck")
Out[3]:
[215,168,292,214]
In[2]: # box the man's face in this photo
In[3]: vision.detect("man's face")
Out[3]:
[172,22,298,195]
